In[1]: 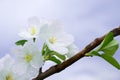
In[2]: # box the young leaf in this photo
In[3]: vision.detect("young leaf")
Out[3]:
[100,54,120,70]
[15,40,27,46]
[42,43,47,55]
[97,32,113,51]
[101,40,119,56]
[51,52,66,60]
[49,56,62,64]
[85,50,100,56]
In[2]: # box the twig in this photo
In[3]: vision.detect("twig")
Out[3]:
[33,26,120,80]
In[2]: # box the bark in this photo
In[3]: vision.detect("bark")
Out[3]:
[33,26,120,80]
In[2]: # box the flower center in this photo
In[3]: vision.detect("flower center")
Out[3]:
[6,74,12,80]
[24,53,33,62]
[49,36,56,44]
[29,26,37,35]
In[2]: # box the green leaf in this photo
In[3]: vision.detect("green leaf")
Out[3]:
[49,56,62,64]
[42,43,51,56]
[51,52,66,60]
[97,32,113,51]
[100,54,120,70]
[15,40,27,46]
[42,43,47,55]
[86,32,120,69]
[101,40,119,56]
[85,50,100,56]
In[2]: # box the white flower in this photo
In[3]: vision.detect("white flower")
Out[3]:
[39,20,74,54]
[12,41,44,79]
[19,17,41,39]
[66,44,79,58]
[0,54,15,80]
[0,54,27,80]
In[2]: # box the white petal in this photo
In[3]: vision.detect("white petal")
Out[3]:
[0,54,14,69]
[48,20,64,35]
[25,66,39,79]
[56,34,74,47]
[12,46,26,57]
[24,41,38,50]
[66,44,79,58]
[0,69,7,79]
[12,61,27,75]
[39,24,50,40]
[49,45,68,54]
[0,63,3,71]
[17,74,30,80]
[0,73,4,79]
[39,20,64,40]
[18,31,33,39]
[31,53,44,69]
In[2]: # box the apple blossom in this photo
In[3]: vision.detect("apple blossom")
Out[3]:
[18,17,41,39]
[39,20,74,54]
[12,41,44,79]
[0,54,29,80]
[0,17,80,80]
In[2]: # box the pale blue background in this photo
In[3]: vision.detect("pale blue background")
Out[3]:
[0,0,120,80]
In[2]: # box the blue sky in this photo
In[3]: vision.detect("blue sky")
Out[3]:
[0,0,120,80]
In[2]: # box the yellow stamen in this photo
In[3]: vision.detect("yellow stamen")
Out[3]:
[49,36,56,44]
[29,27,36,35]
[24,53,33,62]
[6,74,12,80]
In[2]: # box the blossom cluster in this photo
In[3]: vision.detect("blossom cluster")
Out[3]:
[0,17,79,80]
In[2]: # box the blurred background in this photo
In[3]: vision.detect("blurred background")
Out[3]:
[0,0,120,80]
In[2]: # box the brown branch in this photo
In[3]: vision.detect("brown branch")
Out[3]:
[33,26,120,80]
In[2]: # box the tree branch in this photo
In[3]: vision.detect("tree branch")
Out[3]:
[33,26,120,80]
